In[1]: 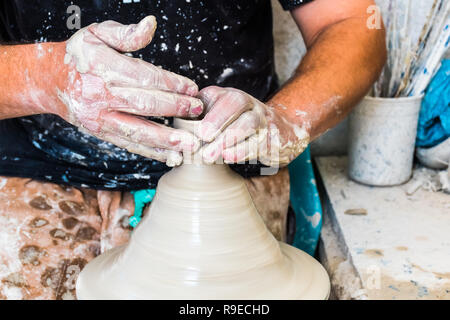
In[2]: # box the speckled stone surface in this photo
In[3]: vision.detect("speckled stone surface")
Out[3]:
[316,156,450,300]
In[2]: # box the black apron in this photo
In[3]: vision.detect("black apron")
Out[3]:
[0,0,312,190]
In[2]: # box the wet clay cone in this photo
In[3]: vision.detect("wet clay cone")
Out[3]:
[76,119,330,299]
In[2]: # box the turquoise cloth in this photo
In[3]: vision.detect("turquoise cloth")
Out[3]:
[288,147,323,256]
[129,189,156,228]
[416,59,450,148]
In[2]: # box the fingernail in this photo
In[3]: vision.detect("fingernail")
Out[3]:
[138,16,157,37]
[187,98,203,117]
[177,99,190,115]
[190,105,203,117]
[168,133,183,146]
[202,144,219,163]
[186,85,198,96]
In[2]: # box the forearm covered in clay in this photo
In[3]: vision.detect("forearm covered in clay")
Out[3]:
[0,42,68,119]
[194,0,386,167]
[0,16,205,166]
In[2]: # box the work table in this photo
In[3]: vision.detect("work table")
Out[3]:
[315,156,450,300]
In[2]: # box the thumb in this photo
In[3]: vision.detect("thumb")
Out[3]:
[88,15,157,52]
[197,86,226,113]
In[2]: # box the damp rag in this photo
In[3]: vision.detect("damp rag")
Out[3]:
[416,60,450,148]
[288,147,323,256]
[129,189,156,227]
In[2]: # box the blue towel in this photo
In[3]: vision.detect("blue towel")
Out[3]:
[288,147,323,256]
[416,60,450,148]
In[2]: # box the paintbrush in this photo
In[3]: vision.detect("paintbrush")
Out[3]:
[373,0,449,97]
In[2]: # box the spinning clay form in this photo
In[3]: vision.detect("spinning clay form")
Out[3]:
[76,119,330,299]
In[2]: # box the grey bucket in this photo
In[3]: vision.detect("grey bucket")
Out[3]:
[348,95,422,186]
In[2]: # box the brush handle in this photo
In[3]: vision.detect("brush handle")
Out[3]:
[409,23,449,96]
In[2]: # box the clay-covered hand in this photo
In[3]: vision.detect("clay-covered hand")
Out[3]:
[197,86,310,166]
[53,16,203,166]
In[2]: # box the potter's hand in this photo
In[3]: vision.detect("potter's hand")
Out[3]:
[197,86,310,167]
[53,16,203,166]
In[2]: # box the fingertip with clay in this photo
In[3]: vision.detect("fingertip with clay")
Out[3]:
[183,82,200,97]
[88,15,157,52]
[169,95,204,118]
[201,143,222,164]
[186,97,204,117]
[152,67,200,97]
[197,86,223,108]
[165,151,183,167]
[174,77,200,97]
[168,131,201,153]
[222,147,245,164]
